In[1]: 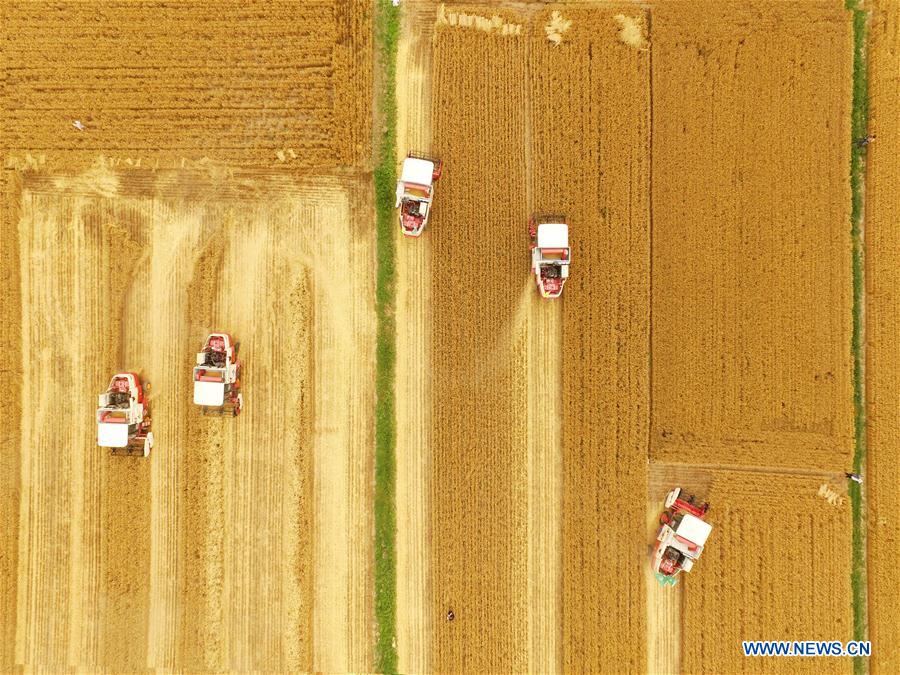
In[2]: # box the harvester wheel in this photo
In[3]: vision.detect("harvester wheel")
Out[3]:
[659,512,672,526]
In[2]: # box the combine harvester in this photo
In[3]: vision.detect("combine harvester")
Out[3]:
[193,333,244,416]
[395,153,442,237]
[529,214,570,298]
[96,373,154,456]
[652,487,713,586]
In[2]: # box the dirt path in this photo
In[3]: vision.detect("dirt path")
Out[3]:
[395,2,438,673]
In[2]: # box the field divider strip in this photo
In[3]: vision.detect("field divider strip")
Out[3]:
[847,1,869,672]
[374,1,400,672]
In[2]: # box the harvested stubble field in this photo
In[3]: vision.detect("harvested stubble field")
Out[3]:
[866,0,900,672]
[394,3,438,674]
[0,0,375,672]
[651,2,854,472]
[2,167,376,673]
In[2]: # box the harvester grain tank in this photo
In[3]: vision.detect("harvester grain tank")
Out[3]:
[396,153,443,237]
[529,215,570,298]
[651,487,713,585]
[96,373,154,456]
[193,333,244,416]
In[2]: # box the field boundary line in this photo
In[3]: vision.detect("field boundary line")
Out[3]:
[847,1,870,673]
[374,0,400,672]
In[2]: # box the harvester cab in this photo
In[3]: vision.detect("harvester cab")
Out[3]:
[529,215,570,298]
[652,487,712,586]
[193,332,243,416]
[97,373,153,457]
[396,153,442,237]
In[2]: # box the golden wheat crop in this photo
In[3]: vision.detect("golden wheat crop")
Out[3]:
[429,16,530,672]
[865,2,900,672]
[0,0,371,171]
[680,471,853,674]
[650,2,854,473]
[528,6,651,671]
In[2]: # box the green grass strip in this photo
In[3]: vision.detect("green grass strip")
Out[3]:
[847,3,869,673]
[373,1,400,672]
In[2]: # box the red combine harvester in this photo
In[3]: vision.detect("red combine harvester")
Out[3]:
[96,373,153,456]
[529,215,570,298]
[395,153,443,237]
[193,332,243,416]
[651,487,712,586]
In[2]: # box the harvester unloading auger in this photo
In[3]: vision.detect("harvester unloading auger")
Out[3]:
[529,214,570,298]
[193,333,243,416]
[651,487,713,585]
[97,373,154,457]
[396,153,443,237]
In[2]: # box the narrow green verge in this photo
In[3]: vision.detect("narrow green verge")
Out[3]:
[847,3,869,673]
[373,1,400,672]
